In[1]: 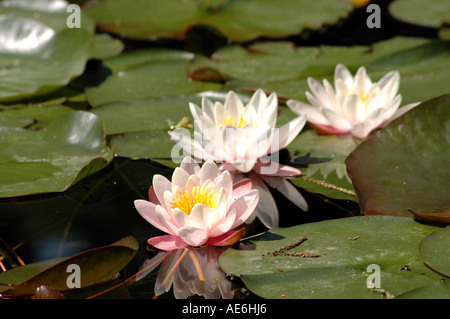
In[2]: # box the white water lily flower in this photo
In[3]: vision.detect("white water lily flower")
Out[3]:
[287,64,420,139]
[170,89,309,229]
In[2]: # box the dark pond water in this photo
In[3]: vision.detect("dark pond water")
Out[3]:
[0,156,359,299]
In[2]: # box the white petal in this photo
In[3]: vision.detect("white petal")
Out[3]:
[189,204,212,229]
[209,208,236,237]
[178,226,209,247]
[334,64,354,89]
[214,102,225,125]
[322,108,352,131]
[308,77,333,108]
[286,99,330,126]
[273,115,306,152]
[248,88,266,112]
[250,172,279,228]
[342,93,361,124]
[201,96,215,121]
[354,66,368,93]
[189,102,203,122]
[261,176,308,211]
[390,102,420,121]
[224,91,243,124]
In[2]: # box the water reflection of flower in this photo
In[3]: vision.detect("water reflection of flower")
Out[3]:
[136,246,234,299]
[170,89,309,229]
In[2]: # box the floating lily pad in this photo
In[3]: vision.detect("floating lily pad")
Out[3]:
[0,236,138,297]
[0,111,113,198]
[219,216,443,299]
[366,41,450,105]
[83,0,353,42]
[188,38,449,107]
[345,94,450,223]
[85,49,223,107]
[90,33,124,60]
[287,130,358,201]
[419,227,450,278]
[389,0,450,28]
[0,0,94,103]
[395,279,450,299]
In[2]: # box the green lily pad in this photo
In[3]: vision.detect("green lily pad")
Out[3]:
[0,0,94,103]
[345,94,450,223]
[219,215,443,299]
[366,41,450,105]
[90,33,124,60]
[0,236,138,297]
[0,111,113,198]
[90,95,202,135]
[395,279,450,299]
[188,37,436,103]
[389,0,450,28]
[83,0,353,42]
[85,49,223,107]
[187,38,450,111]
[0,103,73,129]
[287,130,358,201]
[419,227,450,278]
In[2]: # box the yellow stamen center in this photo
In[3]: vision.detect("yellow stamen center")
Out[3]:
[349,88,369,104]
[220,114,252,128]
[359,91,369,104]
[170,186,218,215]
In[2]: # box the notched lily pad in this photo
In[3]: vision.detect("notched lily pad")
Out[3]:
[419,227,450,278]
[345,94,450,221]
[0,236,139,297]
[0,111,113,198]
[0,0,95,103]
[219,216,443,299]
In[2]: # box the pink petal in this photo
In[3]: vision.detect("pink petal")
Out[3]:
[152,174,172,210]
[230,189,260,229]
[232,178,253,199]
[206,228,245,247]
[155,205,179,235]
[135,199,172,234]
[199,160,220,182]
[148,186,160,205]
[178,226,209,247]
[171,167,190,189]
[309,122,350,135]
[147,234,189,251]
[253,161,301,177]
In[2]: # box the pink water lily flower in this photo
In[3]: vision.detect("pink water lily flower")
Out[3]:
[134,157,259,250]
[287,64,420,139]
